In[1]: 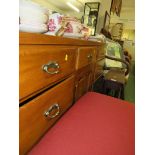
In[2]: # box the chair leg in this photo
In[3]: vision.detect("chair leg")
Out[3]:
[103,80,125,100]
[120,85,124,99]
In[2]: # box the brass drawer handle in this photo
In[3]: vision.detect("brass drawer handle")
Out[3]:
[42,61,60,74]
[44,103,60,119]
[87,54,93,60]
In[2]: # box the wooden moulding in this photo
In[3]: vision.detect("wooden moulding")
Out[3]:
[19,32,102,46]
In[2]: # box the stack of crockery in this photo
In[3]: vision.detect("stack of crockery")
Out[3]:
[45,13,91,39]
[19,0,48,33]
[45,13,67,36]
[63,16,91,39]
[63,16,83,37]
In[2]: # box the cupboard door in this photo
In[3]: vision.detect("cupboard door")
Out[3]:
[75,71,93,101]
[75,76,88,101]
[88,71,93,91]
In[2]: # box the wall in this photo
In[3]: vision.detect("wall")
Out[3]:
[31,0,83,19]
[109,3,135,61]
[29,0,111,33]
[31,0,66,14]
[121,29,135,60]
[96,0,112,34]
[123,40,135,60]
[122,29,135,41]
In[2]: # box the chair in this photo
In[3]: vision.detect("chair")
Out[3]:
[103,55,130,99]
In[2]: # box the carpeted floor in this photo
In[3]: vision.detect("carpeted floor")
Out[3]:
[93,61,135,103]
[124,61,135,103]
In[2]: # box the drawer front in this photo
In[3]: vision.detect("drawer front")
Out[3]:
[76,47,96,69]
[20,45,76,101]
[95,59,105,80]
[19,76,75,155]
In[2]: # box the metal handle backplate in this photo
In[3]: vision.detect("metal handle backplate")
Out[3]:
[44,103,60,119]
[87,54,93,60]
[42,61,60,75]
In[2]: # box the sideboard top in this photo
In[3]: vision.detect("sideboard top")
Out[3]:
[19,32,103,46]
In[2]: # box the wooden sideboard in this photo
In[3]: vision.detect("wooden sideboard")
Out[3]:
[19,32,105,154]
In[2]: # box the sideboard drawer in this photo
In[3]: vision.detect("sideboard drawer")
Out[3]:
[20,45,76,101]
[19,76,75,155]
[76,47,96,69]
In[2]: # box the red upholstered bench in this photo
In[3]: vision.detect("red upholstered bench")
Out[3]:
[29,92,135,155]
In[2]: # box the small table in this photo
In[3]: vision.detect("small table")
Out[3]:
[103,69,125,99]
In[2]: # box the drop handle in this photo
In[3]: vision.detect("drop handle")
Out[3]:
[87,54,93,60]
[42,61,60,75]
[44,103,60,119]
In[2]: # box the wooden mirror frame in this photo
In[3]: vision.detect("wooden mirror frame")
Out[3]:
[103,11,110,32]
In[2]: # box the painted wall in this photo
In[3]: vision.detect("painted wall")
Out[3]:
[31,0,83,19]
[122,29,135,60]
[123,40,135,60]
[122,29,135,41]
[30,0,111,33]
[31,0,65,14]
[96,0,112,34]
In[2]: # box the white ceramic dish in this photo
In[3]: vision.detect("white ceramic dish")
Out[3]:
[63,33,84,38]
[48,13,63,33]
[19,23,48,33]
[44,32,56,36]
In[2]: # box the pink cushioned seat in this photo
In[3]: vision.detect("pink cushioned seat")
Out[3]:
[29,92,135,155]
